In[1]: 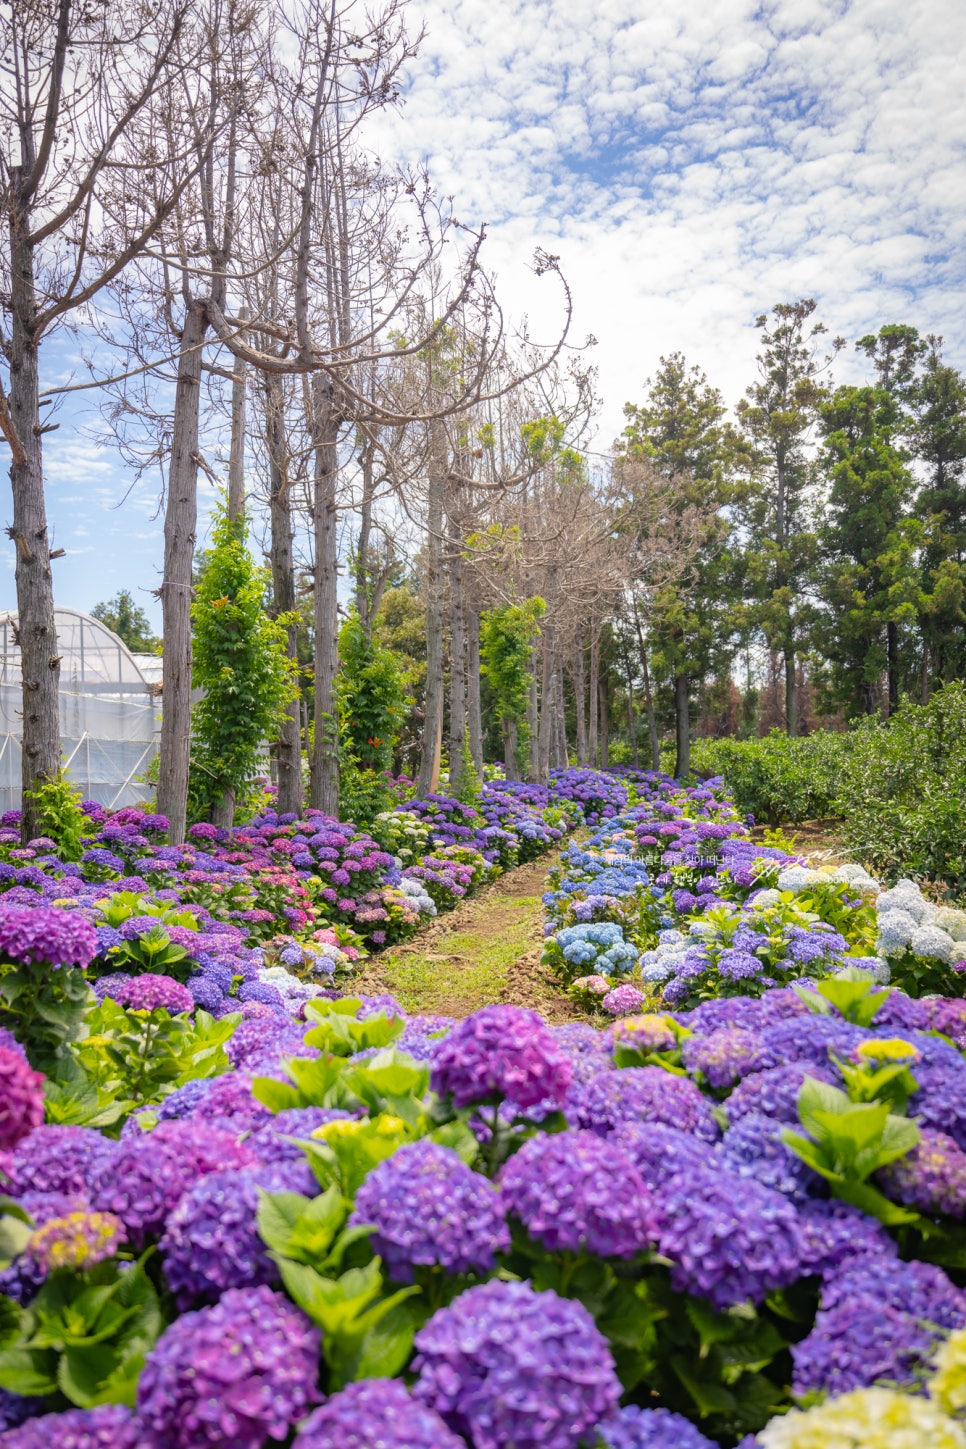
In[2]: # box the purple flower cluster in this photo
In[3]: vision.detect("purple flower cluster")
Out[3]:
[570,1066,719,1142]
[717,1111,821,1202]
[5,1125,114,1198]
[0,1405,141,1449]
[413,1279,621,1449]
[653,1164,804,1307]
[292,1379,464,1449]
[349,1139,508,1282]
[136,1285,319,1449]
[877,1127,966,1216]
[599,1405,717,1449]
[500,1129,657,1258]
[0,906,96,969]
[431,1004,573,1111]
[682,1026,768,1089]
[111,973,194,1014]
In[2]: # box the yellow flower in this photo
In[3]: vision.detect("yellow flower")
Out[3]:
[758,1388,966,1449]
[856,1037,919,1063]
[312,1114,407,1144]
[931,1328,966,1417]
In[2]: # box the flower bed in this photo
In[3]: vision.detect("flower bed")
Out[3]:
[1,772,966,1447]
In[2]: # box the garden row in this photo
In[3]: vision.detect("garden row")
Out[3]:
[1,770,966,1446]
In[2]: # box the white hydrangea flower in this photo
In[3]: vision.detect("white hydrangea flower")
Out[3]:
[878,880,931,924]
[750,888,781,908]
[688,920,716,938]
[830,863,880,891]
[657,928,685,946]
[757,1386,966,1449]
[639,956,674,983]
[936,908,966,942]
[776,866,823,891]
[876,908,918,953]
[910,925,957,963]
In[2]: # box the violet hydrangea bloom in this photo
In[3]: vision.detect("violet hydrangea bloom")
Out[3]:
[5,1125,114,1198]
[92,1120,256,1245]
[431,1004,573,1111]
[0,906,96,969]
[413,1279,621,1449]
[612,1121,714,1190]
[599,1404,717,1449]
[0,1048,44,1151]
[820,1252,966,1327]
[113,974,194,1014]
[292,1378,464,1449]
[569,1066,718,1142]
[791,1297,936,1397]
[349,1139,508,1282]
[602,984,646,1017]
[136,1285,320,1449]
[500,1129,657,1258]
[161,1164,307,1305]
[877,1127,966,1217]
[654,1164,804,1308]
[795,1199,895,1276]
[0,1404,141,1448]
[682,1027,767,1090]
[723,1059,837,1124]
[717,1111,821,1202]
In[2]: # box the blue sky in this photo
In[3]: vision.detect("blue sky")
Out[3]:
[4,0,964,631]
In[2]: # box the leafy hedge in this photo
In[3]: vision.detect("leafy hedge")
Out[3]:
[687,730,848,825]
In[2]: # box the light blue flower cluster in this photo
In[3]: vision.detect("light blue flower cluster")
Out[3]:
[554,923,639,976]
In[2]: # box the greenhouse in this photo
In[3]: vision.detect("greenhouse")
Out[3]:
[0,607,159,812]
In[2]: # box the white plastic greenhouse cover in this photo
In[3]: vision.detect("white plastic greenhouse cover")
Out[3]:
[0,608,160,811]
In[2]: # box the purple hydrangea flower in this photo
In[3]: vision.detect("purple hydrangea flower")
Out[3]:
[136,1285,320,1449]
[791,1296,936,1396]
[431,1005,573,1111]
[226,1017,318,1073]
[292,1378,464,1449]
[413,1279,621,1449]
[23,1209,126,1274]
[654,1164,804,1308]
[499,1129,657,1258]
[612,1121,715,1190]
[247,1107,351,1165]
[349,1139,509,1282]
[820,1252,966,1327]
[759,1015,867,1069]
[910,1062,966,1150]
[5,1125,114,1198]
[569,1066,719,1142]
[724,1059,837,1124]
[682,1027,767,1089]
[0,1048,45,1151]
[161,1164,306,1305]
[113,973,194,1014]
[599,1404,717,1449]
[795,1199,895,1276]
[717,1111,821,1202]
[0,1404,141,1448]
[0,906,96,969]
[877,1127,966,1217]
[602,985,647,1017]
[92,1121,256,1245]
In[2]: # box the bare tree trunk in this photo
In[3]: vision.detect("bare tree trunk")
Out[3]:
[526,669,539,781]
[642,652,659,770]
[555,658,568,769]
[158,301,207,843]
[417,426,446,797]
[7,206,60,842]
[588,624,600,767]
[504,717,520,780]
[599,674,609,769]
[226,306,248,523]
[627,672,638,767]
[466,608,483,775]
[574,635,588,764]
[446,487,467,794]
[309,378,340,815]
[265,375,303,817]
[785,647,797,737]
[674,672,690,778]
[887,621,899,716]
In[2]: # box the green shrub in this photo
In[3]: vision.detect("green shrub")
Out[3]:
[688,731,849,824]
[836,684,966,892]
[23,768,87,860]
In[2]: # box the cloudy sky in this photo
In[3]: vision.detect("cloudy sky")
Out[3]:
[5,0,964,628]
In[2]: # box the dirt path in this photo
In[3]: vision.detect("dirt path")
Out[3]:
[354,854,576,1021]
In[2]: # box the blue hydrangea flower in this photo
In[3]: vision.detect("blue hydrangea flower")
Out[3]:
[599,1404,718,1449]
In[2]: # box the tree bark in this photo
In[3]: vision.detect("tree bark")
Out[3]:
[504,717,520,780]
[642,650,660,771]
[466,609,483,775]
[599,674,609,769]
[309,376,341,815]
[574,634,588,764]
[785,647,798,737]
[446,485,467,794]
[555,657,568,769]
[588,624,600,767]
[7,196,60,842]
[158,300,207,843]
[887,620,899,716]
[674,672,690,778]
[526,669,539,782]
[417,424,446,797]
[226,306,248,523]
[265,375,303,817]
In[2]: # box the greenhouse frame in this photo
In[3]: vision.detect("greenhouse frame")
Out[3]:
[0,607,160,812]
